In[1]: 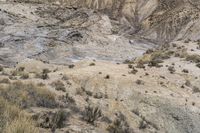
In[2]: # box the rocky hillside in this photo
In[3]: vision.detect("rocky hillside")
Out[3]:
[1,0,200,66]
[0,0,200,133]
[12,0,200,42]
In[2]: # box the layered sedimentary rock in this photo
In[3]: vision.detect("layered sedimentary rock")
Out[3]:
[9,0,200,42]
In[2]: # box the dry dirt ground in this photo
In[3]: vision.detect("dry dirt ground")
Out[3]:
[1,1,200,133]
[1,40,200,133]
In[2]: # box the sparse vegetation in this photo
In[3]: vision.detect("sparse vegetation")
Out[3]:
[83,105,102,124]
[136,62,145,69]
[20,73,29,79]
[129,67,138,74]
[168,66,176,74]
[35,69,50,80]
[60,93,75,104]
[34,110,69,132]
[50,110,69,132]
[182,69,189,73]
[185,80,191,87]
[9,75,17,80]
[136,79,145,85]
[17,67,25,72]
[186,54,200,63]
[105,75,110,79]
[0,66,3,72]
[193,86,200,93]
[0,98,39,133]
[107,112,133,133]
[51,80,66,92]
[196,63,200,68]
[62,75,69,81]
[4,116,39,133]
[136,49,173,68]
[43,68,51,74]
[68,64,75,69]
[89,63,96,66]
[139,119,148,129]
[0,78,10,84]
[0,81,59,108]
[93,92,104,99]
[184,39,191,43]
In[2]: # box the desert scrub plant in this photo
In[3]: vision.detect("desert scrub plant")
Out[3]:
[43,68,51,74]
[51,80,66,92]
[0,65,3,72]
[0,81,59,108]
[9,75,17,80]
[83,105,102,124]
[0,98,39,133]
[20,73,29,79]
[136,79,145,85]
[68,64,75,69]
[0,97,21,132]
[186,54,200,63]
[34,110,69,132]
[136,61,145,69]
[136,49,173,68]
[35,68,50,80]
[59,93,75,104]
[107,112,133,133]
[192,86,200,93]
[168,66,176,74]
[62,75,69,81]
[11,70,18,76]
[50,110,69,132]
[4,116,39,133]
[10,67,26,77]
[17,66,25,72]
[0,78,10,84]
[196,63,200,68]
[89,63,96,66]
[184,39,191,43]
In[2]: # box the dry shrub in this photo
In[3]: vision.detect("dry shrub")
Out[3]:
[186,54,200,63]
[107,112,133,133]
[83,105,102,124]
[0,98,39,133]
[0,66,3,72]
[51,80,66,92]
[0,81,58,108]
[4,116,39,133]
[136,50,173,68]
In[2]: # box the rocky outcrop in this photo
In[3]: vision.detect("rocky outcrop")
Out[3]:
[9,0,200,42]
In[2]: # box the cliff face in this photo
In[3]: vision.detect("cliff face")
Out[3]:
[11,0,200,42]
[72,0,200,42]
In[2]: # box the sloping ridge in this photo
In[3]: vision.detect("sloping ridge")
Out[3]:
[10,0,200,42]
